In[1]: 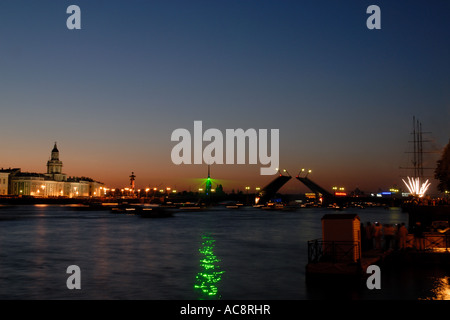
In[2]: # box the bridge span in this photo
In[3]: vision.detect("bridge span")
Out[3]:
[257,171,291,203]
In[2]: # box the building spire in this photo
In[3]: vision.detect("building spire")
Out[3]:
[130,172,136,192]
[205,165,212,196]
[48,142,63,174]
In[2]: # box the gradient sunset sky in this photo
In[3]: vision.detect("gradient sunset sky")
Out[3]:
[0,0,449,194]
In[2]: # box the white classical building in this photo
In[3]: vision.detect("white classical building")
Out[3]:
[0,172,9,195]
[4,143,104,198]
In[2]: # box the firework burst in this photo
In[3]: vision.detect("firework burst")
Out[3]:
[402,176,431,198]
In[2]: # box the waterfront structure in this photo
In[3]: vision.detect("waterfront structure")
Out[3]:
[129,172,136,192]
[256,170,291,204]
[321,214,361,262]
[46,143,65,182]
[0,172,9,195]
[4,143,103,197]
[205,165,212,196]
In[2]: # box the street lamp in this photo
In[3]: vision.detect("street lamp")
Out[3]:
[297,168,305,177]
[305,169,312,178]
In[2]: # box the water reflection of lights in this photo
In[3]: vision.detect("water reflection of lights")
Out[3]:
[34,204,48,216]
[194,233,225,299]
[422,277,450,300]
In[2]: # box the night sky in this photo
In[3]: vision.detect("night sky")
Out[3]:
[0,0,449,194]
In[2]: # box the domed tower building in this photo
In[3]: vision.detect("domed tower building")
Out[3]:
[46,142,67,182]
[8,142,103,197]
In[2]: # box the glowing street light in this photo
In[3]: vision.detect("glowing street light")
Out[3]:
[305,169,312,178]
[297,168,312,178]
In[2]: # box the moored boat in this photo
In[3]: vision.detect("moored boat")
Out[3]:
[136,206,173,218]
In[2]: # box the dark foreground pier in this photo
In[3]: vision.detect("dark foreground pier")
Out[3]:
[306,246,450,284]
[305,212,450,284]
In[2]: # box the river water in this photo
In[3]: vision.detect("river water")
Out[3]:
[0,205,449,300]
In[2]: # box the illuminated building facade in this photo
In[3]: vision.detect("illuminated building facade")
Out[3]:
[0,172,9,195]
[4,143,104,197]
[46,143,65,182]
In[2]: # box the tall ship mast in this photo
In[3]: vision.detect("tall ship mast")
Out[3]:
[400,116,434,181]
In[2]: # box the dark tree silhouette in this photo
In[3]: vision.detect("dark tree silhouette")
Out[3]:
[435,139,450,192]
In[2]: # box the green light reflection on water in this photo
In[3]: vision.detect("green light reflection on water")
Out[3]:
[194,233,225,299]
